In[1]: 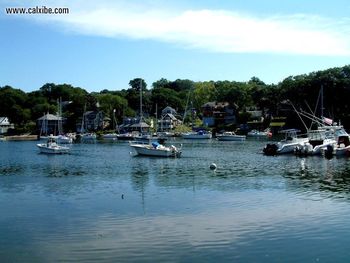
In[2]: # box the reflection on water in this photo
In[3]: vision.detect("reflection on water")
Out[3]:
[1,140,350,262]
[283,156,350,199]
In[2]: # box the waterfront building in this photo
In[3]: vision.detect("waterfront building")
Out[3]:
[201,101,236,127]
[0,117,14,134]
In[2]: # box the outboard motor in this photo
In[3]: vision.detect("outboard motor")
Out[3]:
[324,144,334,159]
[263,143,278,156]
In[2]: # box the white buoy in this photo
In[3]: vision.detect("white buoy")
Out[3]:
[210,163,217,170]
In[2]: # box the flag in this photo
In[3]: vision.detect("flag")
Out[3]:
[322,117,333,125]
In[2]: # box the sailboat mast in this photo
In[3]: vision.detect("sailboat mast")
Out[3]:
[155,103,158,133]
[321,84,324,119]
[140,79,143,133]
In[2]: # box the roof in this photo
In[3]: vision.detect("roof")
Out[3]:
[0,117,10,125]
[37,113,63,121]
[162,113,177,120]
[162,106,177,113]
[130,122,150,128]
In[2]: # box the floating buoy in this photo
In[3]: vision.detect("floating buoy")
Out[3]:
[210,163,217,170]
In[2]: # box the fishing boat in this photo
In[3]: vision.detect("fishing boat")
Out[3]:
[37,136,70,154]
[182,130,212,139]
[130,141,182,157]
[263,129,309,155]
[216,131,246,141]
[321,126,350,157]
[294,129,336,156]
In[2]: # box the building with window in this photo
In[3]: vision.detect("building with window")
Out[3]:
[0,117,14,134]
[201,102,236,127]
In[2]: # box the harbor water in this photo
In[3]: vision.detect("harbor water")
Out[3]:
[1,139,350,262]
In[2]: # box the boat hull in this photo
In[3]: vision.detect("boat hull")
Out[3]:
[130,144,181,157]
[182,133,212,139]
[37,144,70,154]
[217,135,246,141]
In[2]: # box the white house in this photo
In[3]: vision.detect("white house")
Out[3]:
[0,117,14,134]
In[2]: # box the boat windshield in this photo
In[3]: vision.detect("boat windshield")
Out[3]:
[335,128,349,137]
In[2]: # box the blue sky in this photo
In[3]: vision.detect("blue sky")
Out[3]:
[1,0,350,92]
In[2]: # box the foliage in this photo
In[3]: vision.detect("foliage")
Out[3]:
[2,64,350,133]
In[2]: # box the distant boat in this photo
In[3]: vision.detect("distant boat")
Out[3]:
[247,128,272,138]
[37,136,70,154]
[79,104,97,143]
[216,131,246,141]
[182,130,212,139]
[116,133,135,141]
[102,133,118,141]
[57,134,73,144]
[157,131,174,137]
[130,141,181,157]
[81,133,97,143]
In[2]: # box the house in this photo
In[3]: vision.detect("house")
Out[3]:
[201,102,236,127]
[0,117,14,134]
[157,106,182,131]
[37,113,65,135]
[78,111,104,132]
[119,117,150,133]
[158,113,182,131]
[162,106,177,116]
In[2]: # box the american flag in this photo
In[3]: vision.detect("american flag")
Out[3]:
[322,117,333,125]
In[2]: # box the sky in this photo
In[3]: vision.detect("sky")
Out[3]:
[1,0,350,92]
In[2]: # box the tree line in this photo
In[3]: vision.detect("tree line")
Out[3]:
[1,65,350,134]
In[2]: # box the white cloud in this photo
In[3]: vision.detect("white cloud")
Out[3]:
[17,1,350,55]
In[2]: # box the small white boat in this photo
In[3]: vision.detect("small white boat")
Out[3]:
[37,136,70,154]
[216,131,246,141]
[247,129,272,138]
[130,141,182,157]
[102,133,118,141]
[81,133,97,143]
[116,133,135,141]
[157,131,174,137]
[57,134,73,144]
[182,130,212,139]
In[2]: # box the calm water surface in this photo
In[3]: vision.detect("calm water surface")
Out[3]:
[1,139,350,262]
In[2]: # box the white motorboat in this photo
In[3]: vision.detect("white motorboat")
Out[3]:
[263,129,309,155]
[321,126,350,157]
[102,133,118,141]
[116,133,135,141]
[57,134,73,144]
[157,131,174,137]
[37,136,70,154]
[294,129,336,156]
[81,133,97,143]
[247,129,272,138]
[182,130,212,139]
[216,131,246,141]
[130,141,182,157]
